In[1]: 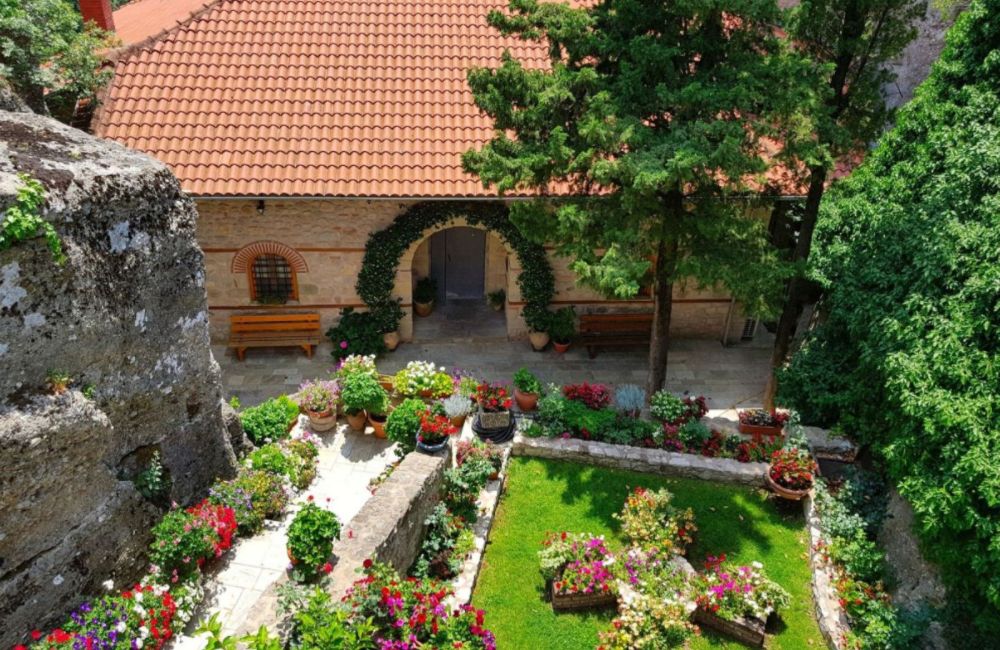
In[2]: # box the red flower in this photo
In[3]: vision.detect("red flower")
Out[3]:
[322,562,333,574]
[30,631,42,641]
[363,558,373,568]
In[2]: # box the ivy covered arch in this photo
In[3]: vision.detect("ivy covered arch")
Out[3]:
[357,201,554,333]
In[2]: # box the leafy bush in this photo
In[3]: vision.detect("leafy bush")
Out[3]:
[385,398,428,456]
[287,502,341,583]
[562,382,611,409]
[677,419,711,449]
[240,396,299,446]
[248,442,316,490]
[148,507,219,580]
[412,503,469,580]
[615,487,696,556]
[442,457,492,523]
[325,307,386,361]
[596,416,658,446]
[512,367,542,394]
[649,391,685,423]
[340,372,387,415]
[413,276,437,303]
[778,2,1000,635]
[547,306,576,343]
[613,383,646,415]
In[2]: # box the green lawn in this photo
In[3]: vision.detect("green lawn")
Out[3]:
[472,457,824,649]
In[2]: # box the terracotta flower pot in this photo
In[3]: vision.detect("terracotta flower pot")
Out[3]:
[346,410,368,432]
[514,388,538,412]
[306,408,337,432]
[450,414,468,429]
[378,374,395,392]
[529,331,549,351]
[552,341,571,354]
[287,547,298,565]
[383,331,401,351]
[414,300,434,317]
[419,388,435,399]
[368,412,388,438]
[765,469,811,501]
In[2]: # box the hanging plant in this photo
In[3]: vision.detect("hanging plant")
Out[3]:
[356,201,555,332]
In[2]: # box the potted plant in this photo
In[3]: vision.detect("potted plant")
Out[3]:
[512,367,542,411]
[366,387,391,439]
[692,555,790,646]
[415,411,457,454]
[766,448,818,500]
[442,393,473,428]
[385,398,427,457]
[456,439,505,480]
[286,501,341,583]
[738,408,790,438]
[548,306,576,353]
[393,360,452,399]
[296,379,339,432]
[487,288,506,312]
[474,382,513,430]
[413,277,437,317]
[539,532,618,612]
[523,304,551,351]
[46,369,72,395]
[613,383,646,418]
[340,372,383,432]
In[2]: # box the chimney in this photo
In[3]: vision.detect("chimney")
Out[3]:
[79,0,116,31]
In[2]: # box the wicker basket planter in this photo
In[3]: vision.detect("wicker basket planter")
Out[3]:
[477,408,511,430]
[694,607,766,647]
[550,582,617,613]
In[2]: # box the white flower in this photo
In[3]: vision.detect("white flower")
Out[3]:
[116,622,127,633]
[752,561,763,569]
[102,579,115,591]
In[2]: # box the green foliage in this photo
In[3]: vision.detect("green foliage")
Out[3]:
[677,419,711,448]
[512,367,542,394]
[340,372,388,416]
[596,415,658,446]
[211,469,289,528]
[325,307,387,360]
[285,588,378,650]
[135,451,169,502]
[487,288,506,309]
[240,395,299,446]
[547,306,576,343]
[412,276,437,303]
[1,175,64,263]
[148,508,216,580]
[248,442,316,490]
[412,502,469,580]
[287,502,341,583]
[196,613,284,650]
[0,0,118,117]
[780,0,1000,634]
[385,398,428,457]
[649,391,685,423]
[356,201,554,334]
[536,393,618,438]
[442,457,492,523]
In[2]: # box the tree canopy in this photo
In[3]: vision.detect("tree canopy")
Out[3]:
[780,0,1000,638]
[0,0,117,117]
[464,0,818,392]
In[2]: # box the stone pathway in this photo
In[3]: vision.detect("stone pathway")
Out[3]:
[172,421,396,647]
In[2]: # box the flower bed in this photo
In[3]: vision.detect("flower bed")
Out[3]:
[539,533,618,612]
[693,555,790,646]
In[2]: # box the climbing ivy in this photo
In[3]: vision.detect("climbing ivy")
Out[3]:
[356,202,554,333]
[0,174,64,263]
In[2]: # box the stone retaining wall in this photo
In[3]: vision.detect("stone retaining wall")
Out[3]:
[805,495,852,649]
[512,434,768,487]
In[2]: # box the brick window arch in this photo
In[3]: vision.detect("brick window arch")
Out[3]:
[232,241,307,303]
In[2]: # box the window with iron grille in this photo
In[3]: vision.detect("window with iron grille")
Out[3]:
[251,254,295,303]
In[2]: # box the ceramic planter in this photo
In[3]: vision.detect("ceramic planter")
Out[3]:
[414,300,434,317]
[383,331,400,351]
[368,412,388,438]
[528,331,549,351]
[415,434,449,455]
[765,470,811,501]
[513,388,538,412]
[346,409,368,432]
[552,340,571,354]
[306,408,337,432]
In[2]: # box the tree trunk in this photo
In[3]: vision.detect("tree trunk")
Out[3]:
[647,193,681,396]
[763,166,828,408]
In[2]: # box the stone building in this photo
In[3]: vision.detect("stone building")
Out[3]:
[84,0,948,347]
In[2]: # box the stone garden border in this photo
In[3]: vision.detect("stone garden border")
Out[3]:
[805,495,853,649]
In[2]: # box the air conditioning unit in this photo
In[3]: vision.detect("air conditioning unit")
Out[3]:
[740,318,758,341]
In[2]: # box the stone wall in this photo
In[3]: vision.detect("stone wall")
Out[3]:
[0,111,240,644]
[196,198,751,343]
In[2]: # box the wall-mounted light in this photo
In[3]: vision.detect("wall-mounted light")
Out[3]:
[256,199,265,215]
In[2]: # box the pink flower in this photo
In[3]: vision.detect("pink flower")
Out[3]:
[339,340,348,349]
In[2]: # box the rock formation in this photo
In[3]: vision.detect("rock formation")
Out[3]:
[0,110,241,643]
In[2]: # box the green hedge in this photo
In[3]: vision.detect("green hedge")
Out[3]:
[780,1,1000,639]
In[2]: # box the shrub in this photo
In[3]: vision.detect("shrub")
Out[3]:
[413,276,437,303]
[442,457,492,523]
[561,400,618,439]
[562,382,611,409]
[613,383,646,415]
[597,415,658,446]
[340,372,387,415]
[412,502,468,580]
[385,398,428,456]
[649,391,685,423]
[512,367,542,394]
[248,442,316,490]
[148,506,220,580]
[287,501,341,583]
[283,588,378,649]
[547,306,576,344]
[677,419,711,449]
[214,468,290,523]
[240,396,299,446]
[326,307,386,360]
[615,487,696,555]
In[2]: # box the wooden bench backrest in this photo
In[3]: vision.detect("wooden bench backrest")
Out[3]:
[579,313,653,333]
[230,313,321,333]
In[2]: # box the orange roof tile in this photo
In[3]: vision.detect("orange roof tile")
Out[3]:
[95,0,826,198]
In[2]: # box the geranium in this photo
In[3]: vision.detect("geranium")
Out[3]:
[538,532,617,596]
[769,448,818,490]
[562,382,611,409]
[615,487,697,555]
[147,505,221,581]
[474,382,512,413]
[417,411,457,446]
[187,499,237,557]
[694,556,790,623]
[738,408,790,428]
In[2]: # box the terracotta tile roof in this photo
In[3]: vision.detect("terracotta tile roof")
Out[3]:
[95,0,829,198]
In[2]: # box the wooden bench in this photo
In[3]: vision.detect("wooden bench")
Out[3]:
[578,313,653,358]
[228,313,322,361]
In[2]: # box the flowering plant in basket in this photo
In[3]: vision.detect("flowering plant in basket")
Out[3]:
[769,448,818,490]
[474,382,512,412]
[562,382,611,409]
[539,532,617,597]
[694,555,790,623]
[417,411,458,446]
[738,408,790,428]
[615,487,697,555]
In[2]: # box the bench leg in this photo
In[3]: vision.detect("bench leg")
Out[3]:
[302,344,313,358]
[236,347,247,361]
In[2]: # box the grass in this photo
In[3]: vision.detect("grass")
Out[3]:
[472,457,824,650]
